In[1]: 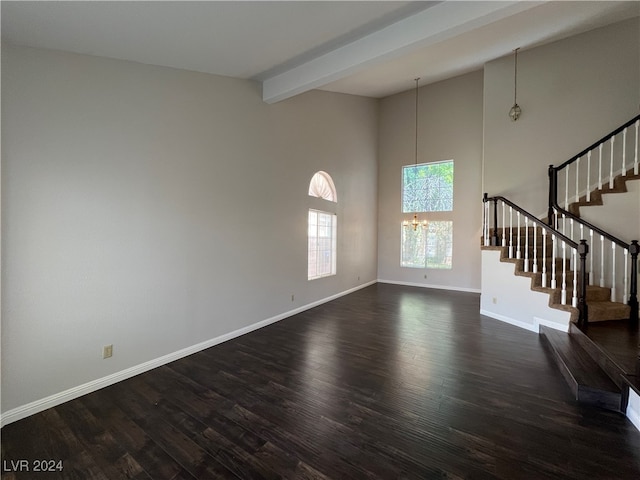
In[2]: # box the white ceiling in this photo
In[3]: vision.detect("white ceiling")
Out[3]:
[2,1,639,102]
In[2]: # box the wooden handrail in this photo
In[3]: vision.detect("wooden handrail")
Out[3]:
[484,193,578,248]
[552,114,640,172]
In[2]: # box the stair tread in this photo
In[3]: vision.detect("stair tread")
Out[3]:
[540,326,621,394]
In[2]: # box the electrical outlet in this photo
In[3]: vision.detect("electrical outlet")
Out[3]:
[424,274,427,279]
[103,345,113,359]
[358,276,360,281]
[291,294,294,302]
[492,297,498,304]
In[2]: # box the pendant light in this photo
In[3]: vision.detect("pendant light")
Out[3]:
[403,78,428,231]
[509,48,522,121]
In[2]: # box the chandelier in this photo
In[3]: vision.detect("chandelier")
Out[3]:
[508,48,522,121]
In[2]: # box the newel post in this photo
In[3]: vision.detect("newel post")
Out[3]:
[577,239,589,329]
[492,198,499,247]
[629,240,639,325]
[547,165,556,227]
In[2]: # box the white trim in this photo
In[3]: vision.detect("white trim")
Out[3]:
[378,278,480,294]
[480,309,538,333]
[0,280,376,427]
[479,310,571,334]
[626,389,640,433]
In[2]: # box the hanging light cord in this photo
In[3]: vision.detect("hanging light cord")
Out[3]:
[513,48,519,105]
[414,77,419,166]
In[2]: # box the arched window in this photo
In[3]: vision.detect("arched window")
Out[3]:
[308,171,337,280]
[308,171,337,202]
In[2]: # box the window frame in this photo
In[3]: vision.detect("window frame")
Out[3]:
[308,208,337,280]
[401,159,454,270]
[402,159,454,214]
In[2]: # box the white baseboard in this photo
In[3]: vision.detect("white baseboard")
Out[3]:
[626,389,640,433]
[480,309,539,333]
[378,279,480,294]
[1,280,376,427]
[480,310,571,334]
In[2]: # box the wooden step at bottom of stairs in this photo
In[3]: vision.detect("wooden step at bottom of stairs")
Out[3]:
[540,325,623,412]
[568,323,634,388]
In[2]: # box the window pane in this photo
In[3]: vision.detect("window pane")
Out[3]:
[401,221,452,270]
[401,224,426,268]
[426,221,453,269]
[309,171,337,202]
[308,209,337,280]
[402,160,453,213]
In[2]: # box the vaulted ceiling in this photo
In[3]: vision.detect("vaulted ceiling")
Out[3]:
[2,1,638,103]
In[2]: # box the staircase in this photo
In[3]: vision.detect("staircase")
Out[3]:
[567,166,640,218]
[482,114,640,417]
[486,225,630,323]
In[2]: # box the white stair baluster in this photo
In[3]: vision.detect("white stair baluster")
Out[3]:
[575,156,580,203]
[516,212,521,259]
[622,128,627,176]
[572,247,578,308]
[561,241,567,305]
[565,165,570,209]
[570,218,574,242]
[524,217,529,272]
[624,248,629,305]
[483,201,488,245]
[600,235,605,288]
[542,228,548,288]
[501,202,506,247]
[551,234,557,289]
[610,243,616,302]
[586,151,592,202]
[598,144,603,190]
[609,136,615,189]
[509,207,513,258]
[533,223,538,273]
[635,120,639,175]
[589,229,594,286]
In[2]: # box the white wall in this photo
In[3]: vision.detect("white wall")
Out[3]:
[480,250,572,332]
[578,180,640,243]
[1,45,379,417]
[377,70,484,291]
[483,17,640,216]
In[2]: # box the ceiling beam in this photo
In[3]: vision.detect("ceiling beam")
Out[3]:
[262,0,545,103]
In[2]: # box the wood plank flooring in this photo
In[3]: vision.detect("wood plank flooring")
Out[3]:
[3,283,640,479]
[583,320,639,375]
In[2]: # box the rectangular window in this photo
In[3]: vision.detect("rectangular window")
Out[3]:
[401,159,454,270]
[402,160,453,213]
[401,221,453,269]
[308,209,337,280]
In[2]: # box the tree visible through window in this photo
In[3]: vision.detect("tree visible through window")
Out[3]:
[402,160,453,212]
[401,221,453,269]
[401,160,453,269]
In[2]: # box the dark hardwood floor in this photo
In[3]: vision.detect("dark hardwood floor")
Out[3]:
[3,283,640,479]
[583,319,639,375]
